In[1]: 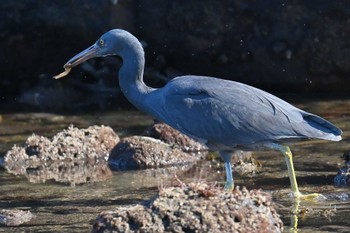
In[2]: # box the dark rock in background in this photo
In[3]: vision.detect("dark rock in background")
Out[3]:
[1,0,349,111]
[138,0,350,92]
[0,0,134,110]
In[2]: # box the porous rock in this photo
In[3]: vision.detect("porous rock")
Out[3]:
[146,121,208,152]
[108,136,205,170]
[4,125,119,185]
[92,183,283,233]
[0,209,35,226]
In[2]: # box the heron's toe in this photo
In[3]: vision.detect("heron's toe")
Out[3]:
[299,193,326,201]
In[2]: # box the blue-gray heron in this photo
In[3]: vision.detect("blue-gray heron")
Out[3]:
[54,29,342,199]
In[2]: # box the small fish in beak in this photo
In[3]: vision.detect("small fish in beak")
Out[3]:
[53,64,72,79]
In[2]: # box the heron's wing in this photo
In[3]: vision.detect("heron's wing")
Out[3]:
[154,76,340,147]
[156,76,295,145]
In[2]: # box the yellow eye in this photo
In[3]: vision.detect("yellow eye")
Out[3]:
[99,39,105,46]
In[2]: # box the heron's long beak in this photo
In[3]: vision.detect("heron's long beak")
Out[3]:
[54,43,99,79]
[65,44,99,68]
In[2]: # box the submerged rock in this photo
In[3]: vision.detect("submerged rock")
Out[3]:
[334,151,350,186]
[4,125,119,185]
[147,121,207,152]
[0,209,35,226]
[92,183,283,232]
[108,136,205,170]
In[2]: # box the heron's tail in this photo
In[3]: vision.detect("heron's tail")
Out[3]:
[301,112,342,141]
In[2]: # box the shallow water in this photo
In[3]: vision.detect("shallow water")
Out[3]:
[0,97,350,232]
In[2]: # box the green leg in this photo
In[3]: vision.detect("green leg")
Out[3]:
[267,143,301,197]
[220,151,234,191]
[290,199,300,232]
[282,145,301,198]
[267,143,323,200]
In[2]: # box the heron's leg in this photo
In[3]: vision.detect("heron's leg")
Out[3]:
[267,143,324,200]
[266,143,301,197]
[219,151,234,191]
[277,144,300,198]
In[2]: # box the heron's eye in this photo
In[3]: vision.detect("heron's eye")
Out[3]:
[99,39,105,46]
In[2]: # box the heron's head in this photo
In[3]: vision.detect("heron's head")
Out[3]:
[64,29,135,69]
[54,29,141,79]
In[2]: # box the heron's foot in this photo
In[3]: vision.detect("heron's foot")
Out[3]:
[224,181,234,191]
[300,193,326,201]
[293,192,326,201]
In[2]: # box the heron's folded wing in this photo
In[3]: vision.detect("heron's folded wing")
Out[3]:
[156,76,306,146]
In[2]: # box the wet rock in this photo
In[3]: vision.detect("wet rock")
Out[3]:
[296,206,336,220]
[146,121,207,152]
[92,183,283,232]
[334,151,350,186]
[0,209,35,226]
[108,136,205,170]
[334,166,350,186]
[4,125,119,185]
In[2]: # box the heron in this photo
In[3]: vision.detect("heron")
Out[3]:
[54,29,342,199]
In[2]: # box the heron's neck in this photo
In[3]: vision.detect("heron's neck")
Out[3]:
[118,43,156,114]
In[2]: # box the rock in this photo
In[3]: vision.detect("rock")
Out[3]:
[4,125,119,185]
[0,0,134,97]
[108,136,205,170]
[146,122,258,176]
[18,58,123,112]
[91,183,283,232]
[206,150,259,177]
[177,151,259,190]
[138,0,350,92]
[231,151,260,176]
[0,209,35,226]
[146,121,208,152]
[334,166,350,186]
[334,151,350,186]
[2,1,350,112]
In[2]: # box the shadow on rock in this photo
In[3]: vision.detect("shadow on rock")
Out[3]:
[92,182,283,233]
[4,125,119,185]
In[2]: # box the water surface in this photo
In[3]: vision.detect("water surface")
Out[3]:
[0,98,349,232]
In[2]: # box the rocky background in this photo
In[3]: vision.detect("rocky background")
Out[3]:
[1,0,349,111]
